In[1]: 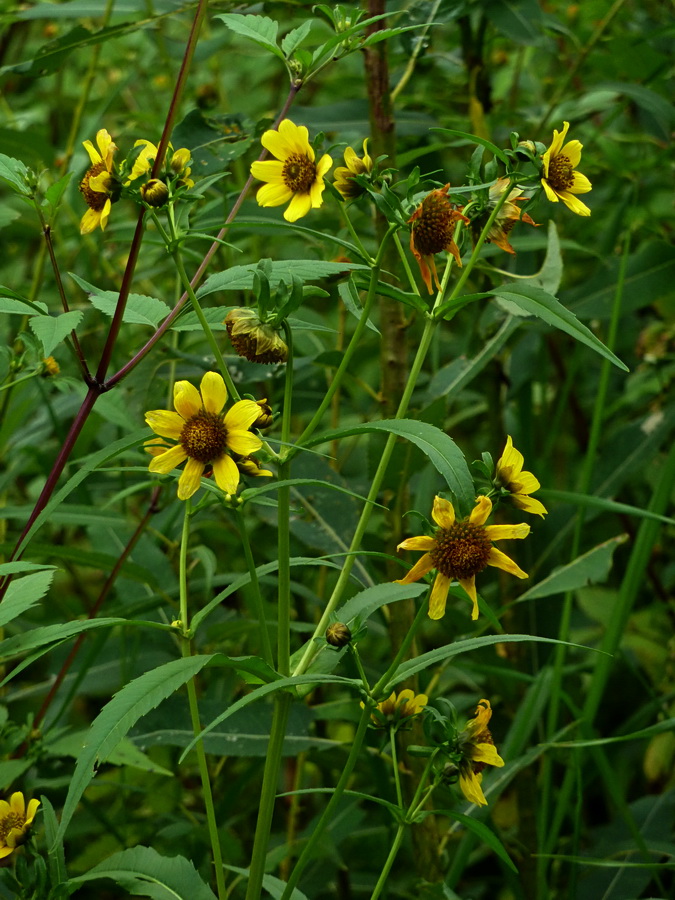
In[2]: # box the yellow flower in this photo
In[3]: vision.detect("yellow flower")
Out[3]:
[0,792,40,859]
[127,140,194,188]
[363,689,428,729]
[145,372,263,500]
[334,139,373,199]
[408,185,469,294]
[396,495,529,621]
[250,119,333,223]
[495,436,547,517]
[79,129,118,234]
[540,121,592,216]
[457,699,504,806]
[41,356,60,377]
[482,177,538,255]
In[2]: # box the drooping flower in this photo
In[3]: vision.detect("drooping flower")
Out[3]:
[479,177,538,255]
[396,495,529,620]
[540,121,592,216]
[250,119,333,223]
[127,140,194,188]
[494,436,547,517]
[41,356,60,377]
[408,185,469,293]
[145,372,263,500]
[334,139,373,199]
[0,792,40,859]
[456,699,504,806]
[79,129,119,234]
[225,308,288,364]
[365,689,428,729]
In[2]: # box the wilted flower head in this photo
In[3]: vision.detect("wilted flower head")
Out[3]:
[364,689,428,729]
[408,185,469,293]
[334,139,373,200]
[250,119,332,222]
[396,495,529,620]
[540,121,591,216]
[477,177,537,255]
[455,699,504,805]
[0,792,40,859]
[494,436,547,517]
[79,129,119,234]
[127,140,194,188]
[225,308,288,364]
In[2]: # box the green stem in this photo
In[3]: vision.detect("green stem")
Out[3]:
[390,725,404,809]
[280,704,372,900]
[236,508,274,669]
[0,370,40,394]
[178,501,227,900]
[392,230,421,295]
[369,824,406,900]
[339,201,374,264]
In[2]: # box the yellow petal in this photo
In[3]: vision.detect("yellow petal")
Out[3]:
[261,126,295,161]
[428,573,451,619]
[88,171,112,193]
[277,119,314,159]
[200,371,227,414]
[459,769,487,806]
[284,192,313,222]
[148,443,187,474]
[257,181,294,206]
[224,399,260,431]
[316,153,333,179]
[559,192,591,216]
[511,493,548,517]
[570,172,592,193]
[98,197,112,231]
[177,458,205,500]
[82,139,102,166]
[541,179,560,203]
[145,409,184,439]
[560,139,582,168]
[80,207,102,235]
[174,381,200,419]
[469,495,492,527]
[251,159,285,183]
[497,435,523,479]
[397,536,435,552]
[25,799,41,825]
[0,847,14,859]
[514,471,541,494]
[212,454,240,494]
[9,793,25,817]
[395,552,435,585]
[470,742,505,767]
[309,177,327,208]
[227,430,263,456]
[431,495,455,529]
[483,522,530,541]
[486,546,528,579]
[0,800,10,816]
[457,576,479,619]
[96,129,116,169]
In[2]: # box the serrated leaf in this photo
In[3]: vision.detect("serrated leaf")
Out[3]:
[198,260,368,296]
[490,283,628,371]
[0,291,47,315]
[281,20,312,58]
[29,310,82,355]
[56,656,218,843]
[517,534,628,602]
[338,280,380,334]
[304,420,475,515]
[65,846,218,900]
[47,731,173,777]
[0,153,32,195]
[216,13,284,59]
[41,796,66,888]
[0,616,130,660]
[69,273,170,327]
[337,582,428,626]
[431,128,510,165]
[0,569,55,627]
[172,109,253,176]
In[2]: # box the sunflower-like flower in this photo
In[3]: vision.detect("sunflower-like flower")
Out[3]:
[0,792,40,859]
[540,121,592,216]
[127,140,194,188]
[365,689,428,729]
[250,119,333,223]
[408,185,469,294]
[495,436,547,517]
[334,139,373,200]
[79,129,119,234]
[396,495,529,620]
[225,308,288,364]
[456,699,504,806]
[145,372,263,500]
[480,177,537,255]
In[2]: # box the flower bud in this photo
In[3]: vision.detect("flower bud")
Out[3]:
[41,356,60,377]
[253,399,274,429]
[325,623,352,648]
[141,178,169,207]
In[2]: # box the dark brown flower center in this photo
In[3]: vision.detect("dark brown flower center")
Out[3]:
[79,162,111,210]
[0,812,23,840]
[431,522,492,580]
[282,153,317,193]
[180,411,228,463]
[547,154,575,191]
[412,194,456,256]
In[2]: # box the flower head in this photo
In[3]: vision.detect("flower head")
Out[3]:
[0,792,40,859]
[396,495,530,620]
[41,356,60,377]
[79,129,119,234]
[127,140,194,188]
[456,699,504,806]
[250,119,332,223]
[145,372,263,500]
[408,185,469,293]
[478,177,538,255]
[495,436,547,517]
[541,121,591,216]
[334,139,373,200]
[225,308,288,364]
[365,689,428,729]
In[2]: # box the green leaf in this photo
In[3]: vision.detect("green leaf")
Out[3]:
[517,534,628,602]
[337,582,428,626]
[240,477,387,509]
[426,810,518,873]
[352,276,428,314]
[490,283,628,371]
[44,171,73,215]
[171,305,231,332]
[431,129,510,165]
[281,20,313,58]
[216,13,284,60]
[0,22,134,77]
[197,260,368,297]
[0,153,32,195]
[304,420,475,514]
[56,655,217,843]
[0,568,56,627]
[338,280,381,334]
[224,865,309,900]
[41,796,67,889]
[29,310,82,355]
[65,845,218,900]
[0,759,33,791]
[547,717,675,749]
[47,731,173,777]
[0,617,147,660]
[0,294,48,315]
[541,489,675,526]
[69,273,170,327]
[172,109,253,176]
